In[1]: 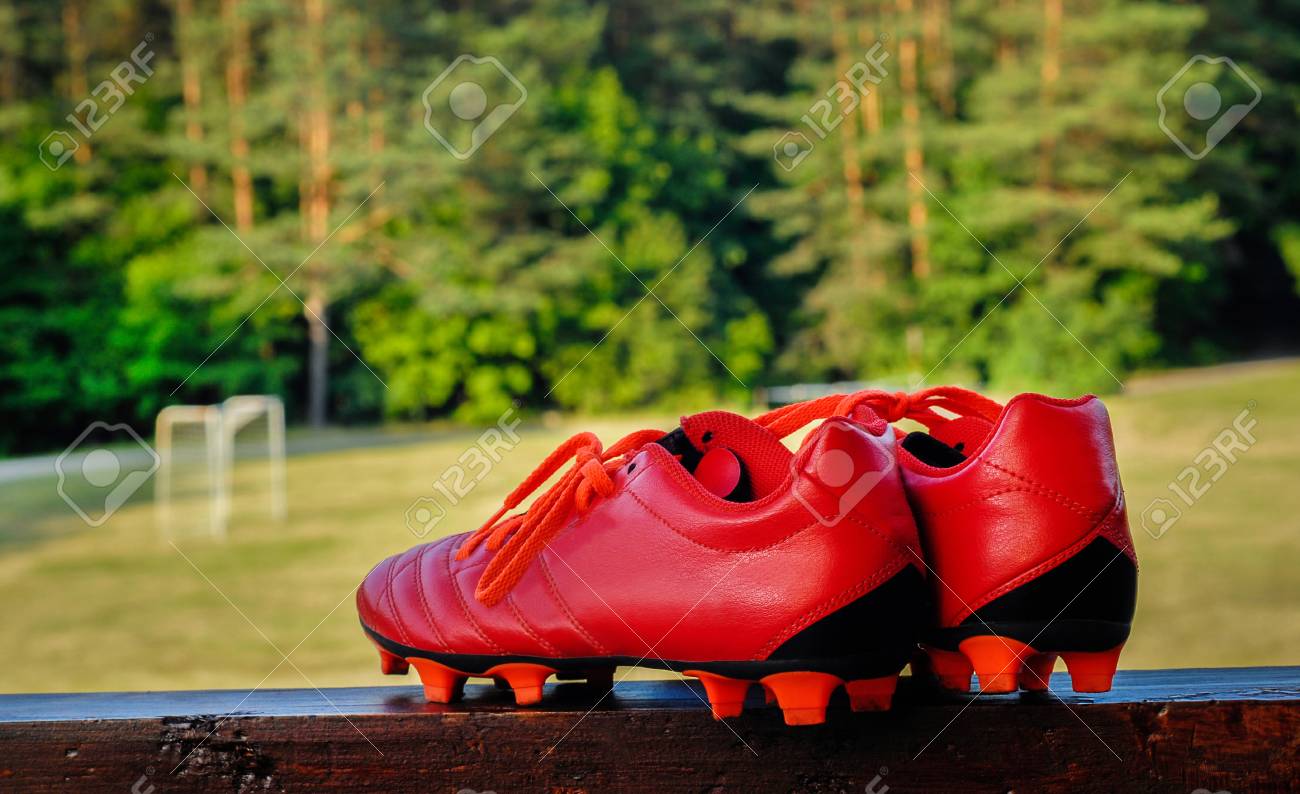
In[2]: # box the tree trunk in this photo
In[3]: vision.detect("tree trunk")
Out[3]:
[1037,0,1062,188]
[302,0,332,428]
[897,0,930,280]
[856,19,883,136]
[223,0,254,231]
[0,0,18,103]
[366,27,386,158]
[61,0,91,164]
[305,282,329,428]
[176,0,207,195]
[998,0,1018,68]
[922,0,955,116]
[830,1,870,289]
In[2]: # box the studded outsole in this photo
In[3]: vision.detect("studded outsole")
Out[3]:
[376,645,901,726]
[921,636,1125,694]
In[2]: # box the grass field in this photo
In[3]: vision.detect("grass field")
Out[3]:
[1,360,1298,694]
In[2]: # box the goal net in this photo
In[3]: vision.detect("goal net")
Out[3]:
[155,395,286,539]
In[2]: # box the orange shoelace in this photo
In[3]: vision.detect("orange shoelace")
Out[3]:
[458,386,1002,606]
[755,386,1002,438]
[456,427,665,605]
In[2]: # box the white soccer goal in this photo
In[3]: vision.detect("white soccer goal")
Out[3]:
[155,395,286,539]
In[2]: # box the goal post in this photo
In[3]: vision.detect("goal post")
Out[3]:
[218,395,287,530]
[155,395,287,540]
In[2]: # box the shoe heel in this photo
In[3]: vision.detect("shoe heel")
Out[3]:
[958,636,1034,693]
[1062,644,1123,692]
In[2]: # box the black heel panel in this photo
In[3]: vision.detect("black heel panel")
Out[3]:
[767,565,928,674]
[930,537,1137,652]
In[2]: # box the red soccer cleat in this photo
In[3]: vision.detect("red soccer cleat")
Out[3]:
[358,404,929,725]
[885,387,1136,694]
[749,386,1137,694]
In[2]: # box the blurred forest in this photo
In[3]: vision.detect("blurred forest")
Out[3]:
[1,0,1299,454]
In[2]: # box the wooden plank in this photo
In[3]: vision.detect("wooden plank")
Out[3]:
[1,667,1297,792]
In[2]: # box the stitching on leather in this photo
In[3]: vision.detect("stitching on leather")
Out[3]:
[507,594,561,657]
[382,554,414,645]
[1097,490,1138,570]
[982,461,1101,519]
[842,511,914,559]
[645,444,794,514]
[412,543,449,652]
[625,488,821,553]
[919,487,1029,520]
[390,552,421,582]
[443,539,505,654]
[951,496,1126,625]
[755,551,909,658]
[538,555,608,655]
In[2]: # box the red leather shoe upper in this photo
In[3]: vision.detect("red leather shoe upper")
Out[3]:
[896,393,1137,628]
[358,409,923,663]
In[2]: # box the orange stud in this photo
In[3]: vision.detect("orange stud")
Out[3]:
[1062,644,1123,693]
[378,648,409,675]
[923,646,974,692]
[761,671,843,726]
[958,636,1035,694]
[685,670,751,720]
[845,674,898,712]
[487,663,556,706]
[407,657,467,703]
[1018,653,1058,692]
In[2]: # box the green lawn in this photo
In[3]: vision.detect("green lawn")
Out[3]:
[1,361,1297,694]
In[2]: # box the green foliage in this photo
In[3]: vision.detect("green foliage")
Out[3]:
[0,0,1297,453]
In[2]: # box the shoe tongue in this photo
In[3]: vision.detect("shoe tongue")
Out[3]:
[655,410,794,500]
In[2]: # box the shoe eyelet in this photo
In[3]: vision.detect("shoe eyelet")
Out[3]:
[702,431,714,444]
[627,463,637,473]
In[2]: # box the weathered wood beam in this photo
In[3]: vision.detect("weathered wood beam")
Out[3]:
[1,667,1297,792]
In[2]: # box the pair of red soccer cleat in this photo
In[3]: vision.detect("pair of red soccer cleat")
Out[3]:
[357,386,1137,726]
